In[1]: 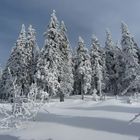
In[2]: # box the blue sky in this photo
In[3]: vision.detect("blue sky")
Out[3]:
[0,0,140,66]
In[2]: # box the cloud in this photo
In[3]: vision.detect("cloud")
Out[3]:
[0,0,140,66]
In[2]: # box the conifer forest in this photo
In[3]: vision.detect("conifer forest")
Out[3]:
[1,10,140,101]
[0,3,140,140]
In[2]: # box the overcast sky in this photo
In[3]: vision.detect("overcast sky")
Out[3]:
[0,0,140,66]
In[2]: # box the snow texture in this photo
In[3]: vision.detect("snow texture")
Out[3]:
[0,96,140,140]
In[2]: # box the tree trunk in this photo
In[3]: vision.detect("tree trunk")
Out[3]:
[81,92,84,100]
[121,82,133,96]
[59,87,64,102]
[81,75,84,100]
[99,81,102,99]
[60,93,64,102]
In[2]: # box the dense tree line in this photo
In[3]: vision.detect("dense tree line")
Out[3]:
[0,10,140,102]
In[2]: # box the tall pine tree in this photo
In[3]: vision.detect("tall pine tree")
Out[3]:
[104,29,118,95]
[27,25,40,85]
[59,21,74,98]
[0,24,29,99]
[90,35,105,97]
[121,22,140,94]
[75,36,92,100]
[36,10,61,99]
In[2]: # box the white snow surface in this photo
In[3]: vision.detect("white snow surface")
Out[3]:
[0,96,140,140]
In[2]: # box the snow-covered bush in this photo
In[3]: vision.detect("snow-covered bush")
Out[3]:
[126,96,133,104]
[0,69,46,129]
[92,89,99,101]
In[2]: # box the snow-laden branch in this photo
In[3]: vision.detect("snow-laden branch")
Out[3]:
[0,68,47,129]
[121,75,140,96]
[129,113,140,124]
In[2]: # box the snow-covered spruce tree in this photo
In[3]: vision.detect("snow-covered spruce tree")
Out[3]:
[121,22,140,95]
[26,25,40,85]
[0,24,30,100]
[36,11,73,102]
[58,21,74,100]
[90,35,105,98]
[0,24,39,100]
[72,47,79,95]
[75,36,92,100]
[112,42,126,95]
[36,10,60,100]
[104,29,119,95]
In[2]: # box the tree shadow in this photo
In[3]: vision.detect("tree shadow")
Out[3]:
[67,105,140,114]
[36,113,140,137]
[0,135,19,140]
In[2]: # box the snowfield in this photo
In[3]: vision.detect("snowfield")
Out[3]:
[0,96,140,140]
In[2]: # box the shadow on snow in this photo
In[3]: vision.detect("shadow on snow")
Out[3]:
[0,135,19,140]
[36,113,140,137]
[67,105,140,114]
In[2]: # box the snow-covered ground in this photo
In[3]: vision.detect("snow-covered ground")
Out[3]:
[0,96,140,140]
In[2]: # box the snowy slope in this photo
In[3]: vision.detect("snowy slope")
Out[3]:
[0,96,140,140]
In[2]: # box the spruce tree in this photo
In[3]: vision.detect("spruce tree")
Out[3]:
[90,35,105,97]
[121,22,140,94]
[104,30,126,95]
[59,21,74,98]
[36,11,73,101]
[36,10,60,98]
[0,24,29,100]
[104,29,117,95]
[0,24,39,100]
[26,25,39,85]
[73,47,79,95]
[75,36,92,100]
[113,42,126,95]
